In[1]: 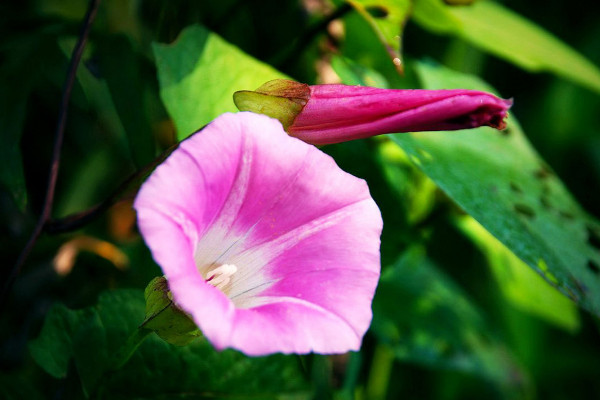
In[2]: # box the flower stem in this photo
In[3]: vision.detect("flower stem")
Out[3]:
[365,344,395,400]
[3,0,100,309]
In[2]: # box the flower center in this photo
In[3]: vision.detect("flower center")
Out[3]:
[205,264,237,290]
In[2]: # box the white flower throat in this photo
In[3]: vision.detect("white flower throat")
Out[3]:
[205,264,238,290]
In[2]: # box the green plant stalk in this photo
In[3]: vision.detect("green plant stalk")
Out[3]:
[365,344,395,400]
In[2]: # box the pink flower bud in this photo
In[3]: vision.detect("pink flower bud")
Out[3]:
[234,79,512,145]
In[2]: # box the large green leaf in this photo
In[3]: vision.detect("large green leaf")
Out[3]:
[457,215,580,332]
[29,290,147,395]
[412,0,600,94]
[372,246,526,392]
[29,290,308,399]
[391,61,600,317]
[153,24,287,140]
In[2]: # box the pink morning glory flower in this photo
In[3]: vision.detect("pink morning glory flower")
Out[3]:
[234,79,512,145]
[134,112,382,355]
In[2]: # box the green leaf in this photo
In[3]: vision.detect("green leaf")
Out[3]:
[97,34,155,168]
[372,246,526,391]
[457,215,580,332]
[330,54,390,88]
[29,289,309,398]
[107,336,309,399]
[0,30,53,210]
[30,290,145,396]
[153,24,288,140]
[412,0,600,94]
[376,139,437,225]
[29,305,88,379]
[391,61,600,317]
[0,76,29,210]
[345,0,412,69]
[0,370,46,400]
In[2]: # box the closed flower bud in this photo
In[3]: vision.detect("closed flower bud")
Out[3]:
[234,79,512,145]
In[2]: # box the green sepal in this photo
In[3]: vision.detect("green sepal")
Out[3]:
[142,277,201,346]
[233,79,310,130]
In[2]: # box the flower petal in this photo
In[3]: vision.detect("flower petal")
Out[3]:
[135,112,382,355]
[289,85,512,145]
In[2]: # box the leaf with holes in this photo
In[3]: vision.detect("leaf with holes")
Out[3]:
[153,24,288,140]
[412,0,600,94]
[345,0,412,71]
[391,61,600,317]
[457,215,580,332]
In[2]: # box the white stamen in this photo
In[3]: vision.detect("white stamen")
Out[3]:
[206,264,238,290]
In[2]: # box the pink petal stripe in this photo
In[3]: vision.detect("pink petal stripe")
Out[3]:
[134,112,382,355]
[289,85,512,145]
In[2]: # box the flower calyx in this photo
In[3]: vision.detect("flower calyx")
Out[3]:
[142,276,201,346]
[233,79,310,130]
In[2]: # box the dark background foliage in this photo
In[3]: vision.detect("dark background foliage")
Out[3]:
[1,0,600,399]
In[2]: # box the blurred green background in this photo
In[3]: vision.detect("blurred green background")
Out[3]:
[1,0,600,399]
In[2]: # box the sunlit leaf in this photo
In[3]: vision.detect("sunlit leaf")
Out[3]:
[372,246,527,392]
[457,215,580,332]
[412,0,600,94]
[153,24,287,140]
[391,61,600,317]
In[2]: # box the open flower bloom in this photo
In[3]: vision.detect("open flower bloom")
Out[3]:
[134,112,382,355]
[234,79,512,145]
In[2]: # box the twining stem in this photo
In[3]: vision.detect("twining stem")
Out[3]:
[3,0,101,306]
[45,143,176,234]
[46,120,204,234]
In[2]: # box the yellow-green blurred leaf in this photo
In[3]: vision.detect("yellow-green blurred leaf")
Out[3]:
[458,216,580,332]
[412,0,600,94]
